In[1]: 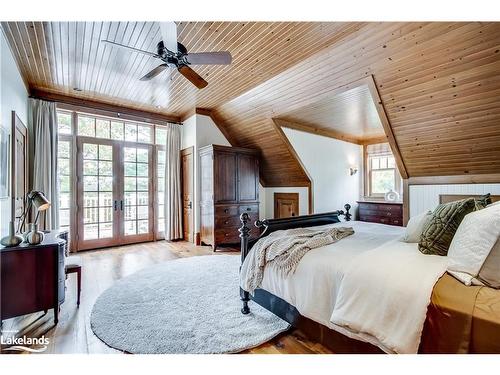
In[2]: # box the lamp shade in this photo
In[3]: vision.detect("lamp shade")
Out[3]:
[30,191,51,211]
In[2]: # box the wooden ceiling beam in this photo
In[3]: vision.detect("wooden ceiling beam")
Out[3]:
[361,136,389,145]
[275,118,362,145]
[365,75,409,179]
[30,89,182,125]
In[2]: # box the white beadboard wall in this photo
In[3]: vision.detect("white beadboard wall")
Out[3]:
[409,183,500,217]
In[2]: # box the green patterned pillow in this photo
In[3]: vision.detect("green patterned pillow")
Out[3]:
[418,198,476,256]
[475,193,492,210]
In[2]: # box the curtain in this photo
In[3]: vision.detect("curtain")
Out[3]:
[164,123,183,240]
[29,98,59,230]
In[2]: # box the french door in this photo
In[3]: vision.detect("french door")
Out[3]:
[76,137,154,250]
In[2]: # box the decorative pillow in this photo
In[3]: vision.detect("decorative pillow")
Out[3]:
[402,210,432,243]
[418,198,476,256]
[474,193,492,210]
[487,200,500,208]
[477,237,500,289]
[447,203,500,285]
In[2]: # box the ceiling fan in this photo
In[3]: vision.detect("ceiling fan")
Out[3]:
[102,22,232,89]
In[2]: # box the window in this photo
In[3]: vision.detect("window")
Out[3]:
[56,111,73,232]
[157,149,166,237]
[77,113,158,144]
[365,143,402,199]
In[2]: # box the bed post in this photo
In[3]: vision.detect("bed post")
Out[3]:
[239,212,251,314]
[344,204,352,221]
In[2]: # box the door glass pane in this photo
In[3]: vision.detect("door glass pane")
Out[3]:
[82,142,115,240]
[123,147,150,237]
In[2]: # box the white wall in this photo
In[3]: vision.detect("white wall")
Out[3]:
[282,127,362,217]
[409,183,500,218]
[0,28,28,237]
[180,114,231,233]
[180,117,364,231]
[260,186,309,219]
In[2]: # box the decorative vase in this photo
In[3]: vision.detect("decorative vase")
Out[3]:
[25,223,44,245]
[384,189,400,202]
[0,221,23,247]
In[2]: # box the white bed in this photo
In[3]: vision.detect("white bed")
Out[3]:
[242,220,449,353]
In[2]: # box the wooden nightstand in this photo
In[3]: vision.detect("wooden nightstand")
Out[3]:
[0,231,66,324]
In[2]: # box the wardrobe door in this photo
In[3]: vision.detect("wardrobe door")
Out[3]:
[214,151,237,204]
[237,153,259,203]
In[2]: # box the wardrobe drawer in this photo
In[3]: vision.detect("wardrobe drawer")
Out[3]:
[215,214,259,229]
[215,205,239,217]
[239,204,259,215]
[215,229,240,244]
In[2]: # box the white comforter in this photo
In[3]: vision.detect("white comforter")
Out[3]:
[242,221,448,354]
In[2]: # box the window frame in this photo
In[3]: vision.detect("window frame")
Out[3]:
[365,150,402,199]
[56,110,74,237]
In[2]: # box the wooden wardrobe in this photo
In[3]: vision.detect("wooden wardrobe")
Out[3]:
[199,145,260,250]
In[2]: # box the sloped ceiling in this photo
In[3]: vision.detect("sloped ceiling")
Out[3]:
[213,22,500,186]
[277,84,385,143]
[0,21,363,117]
[4,22,500,186]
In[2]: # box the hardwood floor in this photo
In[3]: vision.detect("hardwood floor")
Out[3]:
[1,241,332,354]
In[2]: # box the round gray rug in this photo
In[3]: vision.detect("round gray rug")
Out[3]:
[90,255,290,354]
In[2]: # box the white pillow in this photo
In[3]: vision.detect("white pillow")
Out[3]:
[487,200,500,208]
[447,203,500,285]
[401,210,432,243]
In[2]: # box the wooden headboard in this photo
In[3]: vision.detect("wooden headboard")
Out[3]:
[439,194,500,204]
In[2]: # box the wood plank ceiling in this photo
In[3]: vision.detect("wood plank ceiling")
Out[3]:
[277,83,385,144]
[3,22,500,186]
[214,22,500,185]
[1,21,363,118]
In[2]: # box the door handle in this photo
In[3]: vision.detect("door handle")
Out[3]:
[114,200,118,211]
[188,201,192,209]
[120,200,123,211]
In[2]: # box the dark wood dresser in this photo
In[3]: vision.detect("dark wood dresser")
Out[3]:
[199,145,260,250]
[357,201,403,226]
[0,231,66,324]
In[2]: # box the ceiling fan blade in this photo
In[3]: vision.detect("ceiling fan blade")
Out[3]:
[101,40,159,58]
[184,51,232,65]
[159,22,178,54]
[178,65,208,89]
[140,64,169,81]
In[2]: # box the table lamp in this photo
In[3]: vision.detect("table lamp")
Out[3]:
[2,191,50,247]
[17,190,51,240]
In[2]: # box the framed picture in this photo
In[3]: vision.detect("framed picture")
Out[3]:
[0,127,9,199]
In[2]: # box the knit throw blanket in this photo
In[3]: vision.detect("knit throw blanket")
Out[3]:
[240,226,355,294]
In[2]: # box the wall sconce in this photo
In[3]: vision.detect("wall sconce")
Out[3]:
[349,167,358,176]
